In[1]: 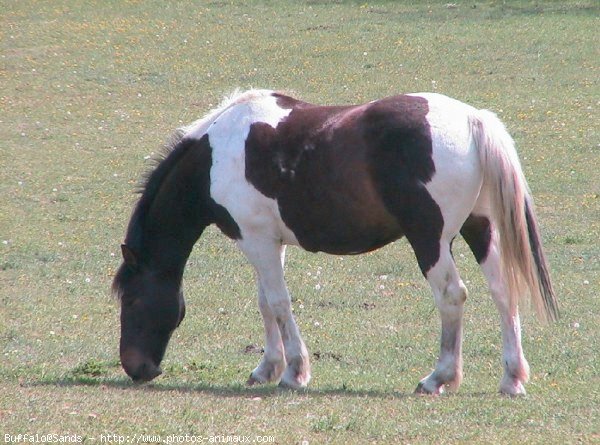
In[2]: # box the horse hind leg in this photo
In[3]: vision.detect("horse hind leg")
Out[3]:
[461,214,529,395]
[414,238,468,395]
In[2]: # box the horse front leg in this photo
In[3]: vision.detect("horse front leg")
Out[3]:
[240,239,311,389]
[247,280,286,385]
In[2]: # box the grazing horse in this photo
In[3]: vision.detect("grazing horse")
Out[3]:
[112,89,558,395]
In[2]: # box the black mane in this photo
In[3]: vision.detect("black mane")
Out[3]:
[126,130,192,254]
[112,131,196,299]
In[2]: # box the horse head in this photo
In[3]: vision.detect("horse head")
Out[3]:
[113,244,185,382]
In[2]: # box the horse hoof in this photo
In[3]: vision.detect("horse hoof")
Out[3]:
[246,373,262,386]
[278,380,307,391]
[278,372,310,390]
[499,382,527,396]
[414,381,443,395]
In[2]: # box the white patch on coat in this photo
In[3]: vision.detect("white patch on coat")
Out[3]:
[412,93,483,238]
[185,90,299,245]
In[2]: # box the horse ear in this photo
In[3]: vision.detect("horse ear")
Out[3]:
[121,244,139,270]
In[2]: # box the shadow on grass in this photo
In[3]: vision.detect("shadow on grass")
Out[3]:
[27,375,421,399]
[21,360,498,399]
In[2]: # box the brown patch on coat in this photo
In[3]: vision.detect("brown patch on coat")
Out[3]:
[245,93,443,273]
[460,214,492,264]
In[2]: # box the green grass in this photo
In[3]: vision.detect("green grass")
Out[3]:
[1,1,598,443]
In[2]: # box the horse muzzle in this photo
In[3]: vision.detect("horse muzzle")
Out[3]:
[120,347,163,383]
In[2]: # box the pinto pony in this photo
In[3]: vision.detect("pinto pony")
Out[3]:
[113,89,558,395]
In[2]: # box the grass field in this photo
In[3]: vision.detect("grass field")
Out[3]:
[1,1,599,443]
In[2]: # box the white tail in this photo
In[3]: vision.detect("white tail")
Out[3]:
[470,109,558,322]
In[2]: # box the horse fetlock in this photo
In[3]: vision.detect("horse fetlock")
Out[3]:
[279,356,311,389]
[247,356,286,385]
[499,375,527,396]
[416,363,462,395]
[503,354,530,383]
[444,370,463,392]
[499,355,529,395]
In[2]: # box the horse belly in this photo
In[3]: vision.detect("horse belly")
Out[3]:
[288,215,404,255]
[277,171,404,255]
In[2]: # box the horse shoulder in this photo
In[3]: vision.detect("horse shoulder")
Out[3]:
[207,94,297,242]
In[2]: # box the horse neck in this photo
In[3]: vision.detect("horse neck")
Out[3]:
[130,137,213,277]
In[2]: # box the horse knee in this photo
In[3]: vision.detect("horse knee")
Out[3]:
[503,352,530,382]
[267,298,292,320]
[450,281,468,304]
[438,280,468,309]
